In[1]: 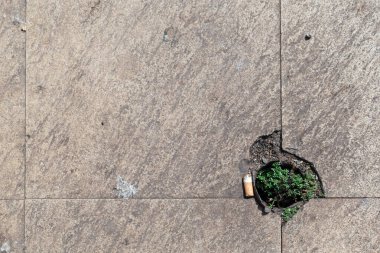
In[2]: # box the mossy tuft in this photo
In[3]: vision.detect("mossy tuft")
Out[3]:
[256,161,320,221]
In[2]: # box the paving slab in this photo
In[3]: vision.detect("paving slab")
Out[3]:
[26,199,280,252]
[0,0,25,198]
[26,0,280,198]
[0,200,24,253]
[282,0,380,197]
[283,198,380,253]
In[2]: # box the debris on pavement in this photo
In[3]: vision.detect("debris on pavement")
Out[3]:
[115,176,137,199]
[243,172,254,198]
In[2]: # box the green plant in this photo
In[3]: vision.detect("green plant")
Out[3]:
[256,161,318,208]
[282,206,299,222]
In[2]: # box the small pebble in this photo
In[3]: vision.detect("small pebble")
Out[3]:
[263,207,271,214]
[304,34,312,40]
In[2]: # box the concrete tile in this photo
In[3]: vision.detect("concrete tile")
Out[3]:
[26,199,280,252]
[282,0,380,196]
[26,0,280,198]
[0,0,25,198]
[283,198,380,253]
[0,200,25,253]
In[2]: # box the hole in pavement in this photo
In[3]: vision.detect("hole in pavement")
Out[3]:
[256,161,320,208]
[241,130,324,222]
[304,34,312,40]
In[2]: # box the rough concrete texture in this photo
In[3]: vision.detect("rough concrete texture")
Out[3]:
[1,0,378,251]
[0,201,24,253]
[283,198,380,253]
[282,0,380,197]
[26,0,280,198]
[0,0,25,198]
[26,199,281,253]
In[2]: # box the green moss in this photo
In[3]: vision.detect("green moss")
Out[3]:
[256,161,318,209]
[282,206,299,222]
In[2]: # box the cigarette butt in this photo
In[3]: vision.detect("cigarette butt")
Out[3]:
[243,173,254,198]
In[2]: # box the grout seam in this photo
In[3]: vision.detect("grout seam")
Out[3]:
[279,0,283,150]
[281,221,283,253]
[279,1,283,253]
[324,197,380,199]
[22,197,247,200]
[23,0,27,251]
[1,197,378,201]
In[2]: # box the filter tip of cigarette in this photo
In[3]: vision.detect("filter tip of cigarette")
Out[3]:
[243,173,254,198]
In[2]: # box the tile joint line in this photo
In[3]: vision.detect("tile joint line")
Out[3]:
[24,0,27,248]
[279,0,283,252]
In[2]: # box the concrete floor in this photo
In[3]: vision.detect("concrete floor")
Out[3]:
[0,0,379,252]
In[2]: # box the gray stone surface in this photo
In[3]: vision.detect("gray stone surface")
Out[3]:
[0,0,25,198]
[26,0,280,198]
[26,199,281,252]
[2,0,378,251]
[0,200,24,253]
[282,0,380,197]
[283,198,380,253]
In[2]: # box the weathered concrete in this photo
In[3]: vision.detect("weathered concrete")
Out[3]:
[0,0,378,251]
[26,199,281,252]
[283,198,380,253]
[0,200,24,253]
[26,0,280,198]
[282,0,380,197]
[0,0,25,198]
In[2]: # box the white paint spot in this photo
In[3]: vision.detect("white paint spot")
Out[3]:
[115,176,137,199]
[235,58,249,71]
[0,241,10,253]
[12,16,22,25]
